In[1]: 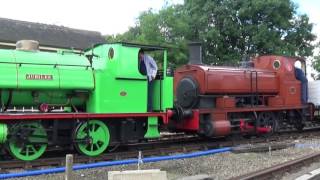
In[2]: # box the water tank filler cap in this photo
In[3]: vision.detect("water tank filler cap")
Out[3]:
[16,40,39,52]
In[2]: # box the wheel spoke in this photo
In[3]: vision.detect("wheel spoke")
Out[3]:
[77,131,87,139]
[90,143,94,151]
[91,123,96,132]
[16,145,23,154]
[26,146,30,156]
[30,146,36,153]
[95,142,101,149]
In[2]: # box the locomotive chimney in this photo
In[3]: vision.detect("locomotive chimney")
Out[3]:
[188,42,202,65]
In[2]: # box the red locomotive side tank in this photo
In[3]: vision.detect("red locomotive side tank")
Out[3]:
[174,64,279,95]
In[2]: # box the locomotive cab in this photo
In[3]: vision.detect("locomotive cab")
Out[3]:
[294,60,308,104]
[254,56,308,105]
[86,42,173,114]
[83,43,174,149]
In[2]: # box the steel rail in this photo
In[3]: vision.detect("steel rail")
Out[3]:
[1,129,320,171]
[230,152,320,180]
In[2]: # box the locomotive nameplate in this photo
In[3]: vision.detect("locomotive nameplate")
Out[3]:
[26,74,53,80]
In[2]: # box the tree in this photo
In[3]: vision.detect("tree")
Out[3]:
[311,41,320,79]
[106,0,317,66]
[107,6,190,66]
[184,0,316,65]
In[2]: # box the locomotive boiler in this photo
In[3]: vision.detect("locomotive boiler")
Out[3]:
[172,43,310,137]
[0,40,94,111]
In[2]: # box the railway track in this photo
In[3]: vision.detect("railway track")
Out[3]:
[1,128,320,172]
[230,152,320,180]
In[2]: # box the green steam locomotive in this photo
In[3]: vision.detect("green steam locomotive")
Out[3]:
[0,40,173,161]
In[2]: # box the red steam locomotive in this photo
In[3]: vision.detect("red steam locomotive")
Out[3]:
[170,43,312,137]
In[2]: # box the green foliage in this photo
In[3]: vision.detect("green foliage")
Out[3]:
[312,55,320,79]
[184,0,316,65]
[106,5,189,67]
[311,41,320,79]
[105,0,317,66]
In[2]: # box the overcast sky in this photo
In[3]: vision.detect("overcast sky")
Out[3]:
[0,0,182,35]
[293,0,320,41]
[0,0,318,39]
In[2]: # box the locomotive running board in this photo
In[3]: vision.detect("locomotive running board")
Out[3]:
[0,112,169,123]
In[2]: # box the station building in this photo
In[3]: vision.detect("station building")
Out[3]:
[0,17,106,51]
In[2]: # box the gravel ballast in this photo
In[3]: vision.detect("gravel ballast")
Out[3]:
[9,138,320,180]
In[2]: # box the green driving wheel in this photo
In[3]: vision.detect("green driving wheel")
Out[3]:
[74,120,110,156]
[8,122,48,161]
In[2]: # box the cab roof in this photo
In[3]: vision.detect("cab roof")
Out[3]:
[86,42,167,51]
